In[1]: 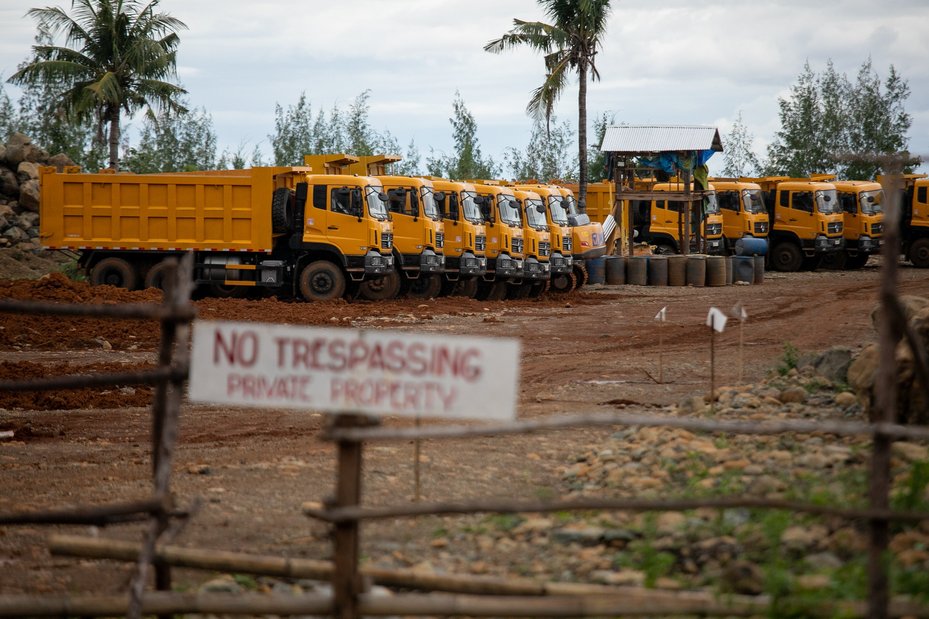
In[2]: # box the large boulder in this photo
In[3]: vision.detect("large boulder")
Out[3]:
[3,133,32,167]
[0,167,18,198]
[47,153,76,171]
[17,160,41,183]
[18,179,41,213]
[799,346,853,383]
[850,297,929,424]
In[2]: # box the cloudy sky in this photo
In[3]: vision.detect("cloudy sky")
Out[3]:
[1,0,927,174]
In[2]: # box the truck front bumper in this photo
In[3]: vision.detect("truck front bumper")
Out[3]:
[492,254,522,277]
[364,250,394,275]
[548,252,573,274]
[523,257,551,280]
[706,239,724,255]
[456,251,486,276]
[419,249,445,273]
[814,235,845,252]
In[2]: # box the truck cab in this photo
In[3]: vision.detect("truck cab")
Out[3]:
[832,180,883,268]
[469,182,525,300]
[376,175,446,297]
[552,184,607,288]
[427,178,488,296]
[744,177,845,271]
[709,179,770,254]
[879,173,929,268]
[629,181,725,255]
[513,184,574,284]
[512,188,552,288]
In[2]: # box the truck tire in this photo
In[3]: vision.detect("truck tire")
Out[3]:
[845,253,869,269]
[909,238,929,268]
[271,187,294,234]
[91,257,139,290]
[770,242,802,272]
[550,270,577,293]
[298,261,346,301]
[476,280,508,301]
[573,262,589,287]
[407,273,442,299]
[800,255,822,271]
[144,260,173,291]
[358,269,401,300]
[442,277,478,298]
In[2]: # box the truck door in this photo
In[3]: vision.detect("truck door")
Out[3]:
[305,184,369,252]
[778,190,816,241]
[838,191,858,238]
[718,190,740,238]
[385,187,418,258]
[652,199,680,239]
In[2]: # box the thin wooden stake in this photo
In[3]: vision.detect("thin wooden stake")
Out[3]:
[658,319,664,384]
[414,416,422,502]
[709,326,716,412]
[739,319,744,385]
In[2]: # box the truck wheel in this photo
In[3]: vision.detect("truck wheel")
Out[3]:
[573,262,589,287]
[506,282,532,299]
[407,274,442,299]
[298,261,346,301]
[909,238,929,268]
[770,242,802,272]
[359,269,401,300]
[801,255,822,271]
[528,280,549,298]
[845,253,870,269]
[655,243,676,255]
[271,187,294,233]
[476,280,508,301]
[550,270,578,293]
[144,260,173,291]
[442,277,478,297]
[820,250,847,270]
[91,257,139,290]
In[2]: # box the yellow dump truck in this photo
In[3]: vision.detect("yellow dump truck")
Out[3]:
[549,183,607,289]
[830,180,884,269]
[743,177,845,271]
[879,173,929,268]
[39,166,394,300]
[469,182,525,300]
[427,178,488,297]
[708,179,770,254]
[511,188,552,296]
[512,184,573,287]
[303,154,446,298]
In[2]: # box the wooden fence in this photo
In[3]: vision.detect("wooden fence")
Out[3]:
[1,171,928,617]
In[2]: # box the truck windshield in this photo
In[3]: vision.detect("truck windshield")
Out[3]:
[460,191,484,223]
[547,195,570,224]
[497,195,522,226]
[524,198,548,229]
[742,189,766,214]
[365,187,389,220]
[563,195,580,216]
[815,189,840,214]
[859,189,883,215]
[703,191,720,215]
[420,187,440,220]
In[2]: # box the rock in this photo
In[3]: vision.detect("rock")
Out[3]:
[656,512,687,534]
[796,573,831,591]
[18,179,40,213]
[779,386,807,404]
[0,168,18,198]
[893,442,929,462]
[721,560,764,595]
[781,524,828,551]
[47,153,75,171]
[834,391,858,408]
[2,133,31,167]
[807,346,853,383]
[17,161,40,182]
[871,295,929,334]
[678,395,707,415]
[591,569,645,586]
[803,552,843,570]
[199,575,243,594]
[3,226,28,242]
[16,212,39,231]
[551,526,605,546]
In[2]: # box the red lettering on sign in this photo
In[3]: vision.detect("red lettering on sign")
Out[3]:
[214,329,258,368]
[329,377,458,412]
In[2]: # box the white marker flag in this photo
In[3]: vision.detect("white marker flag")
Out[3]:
[655,306,667,322]
[707,307,728,332]
[732,302,748,322]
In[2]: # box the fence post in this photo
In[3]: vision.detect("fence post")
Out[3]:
[330,413,377,619]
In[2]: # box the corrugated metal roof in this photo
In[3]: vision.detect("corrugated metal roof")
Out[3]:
[600,125,723,153]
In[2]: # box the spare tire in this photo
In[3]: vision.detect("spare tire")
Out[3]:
[271,187,294,233]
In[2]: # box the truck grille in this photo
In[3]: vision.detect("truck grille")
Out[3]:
[381,232,392,249]
[754,222,768,235]
[563,236,572,252]
[828,222,843,234]
[871,222,883,234]
[706,223,722,236]
[435,232,444,249]
[538,241,551,257]
[474,235,486,251]
[511,237,523,254]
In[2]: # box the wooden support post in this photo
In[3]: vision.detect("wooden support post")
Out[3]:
[682,167,691,255]
[709,326,716,412]
[331,413,375,619]
[414,416,422,502]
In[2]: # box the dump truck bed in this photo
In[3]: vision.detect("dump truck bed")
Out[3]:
[39,167,301,253]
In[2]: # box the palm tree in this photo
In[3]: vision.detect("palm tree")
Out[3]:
[9,0,187,170]
[485,0,611,211]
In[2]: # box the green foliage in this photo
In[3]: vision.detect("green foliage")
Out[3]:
[426,91,497,180]
[721,111,761,177]
[765,59,914,179]
[505,115,577,182]
[0,81,16,141]
[777,343,800,376]
[892,460,929,512]
[231,574,260,591]
[122,100,218,172]
[586,111,615,181]
[9,0,188,170]
[485,513,523,532]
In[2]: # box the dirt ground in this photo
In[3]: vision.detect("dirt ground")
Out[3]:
[1,254,928,599]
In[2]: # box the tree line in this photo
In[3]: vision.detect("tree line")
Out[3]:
[1,0,917,187]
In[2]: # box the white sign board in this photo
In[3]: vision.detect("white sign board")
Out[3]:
[188,320,520,420]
